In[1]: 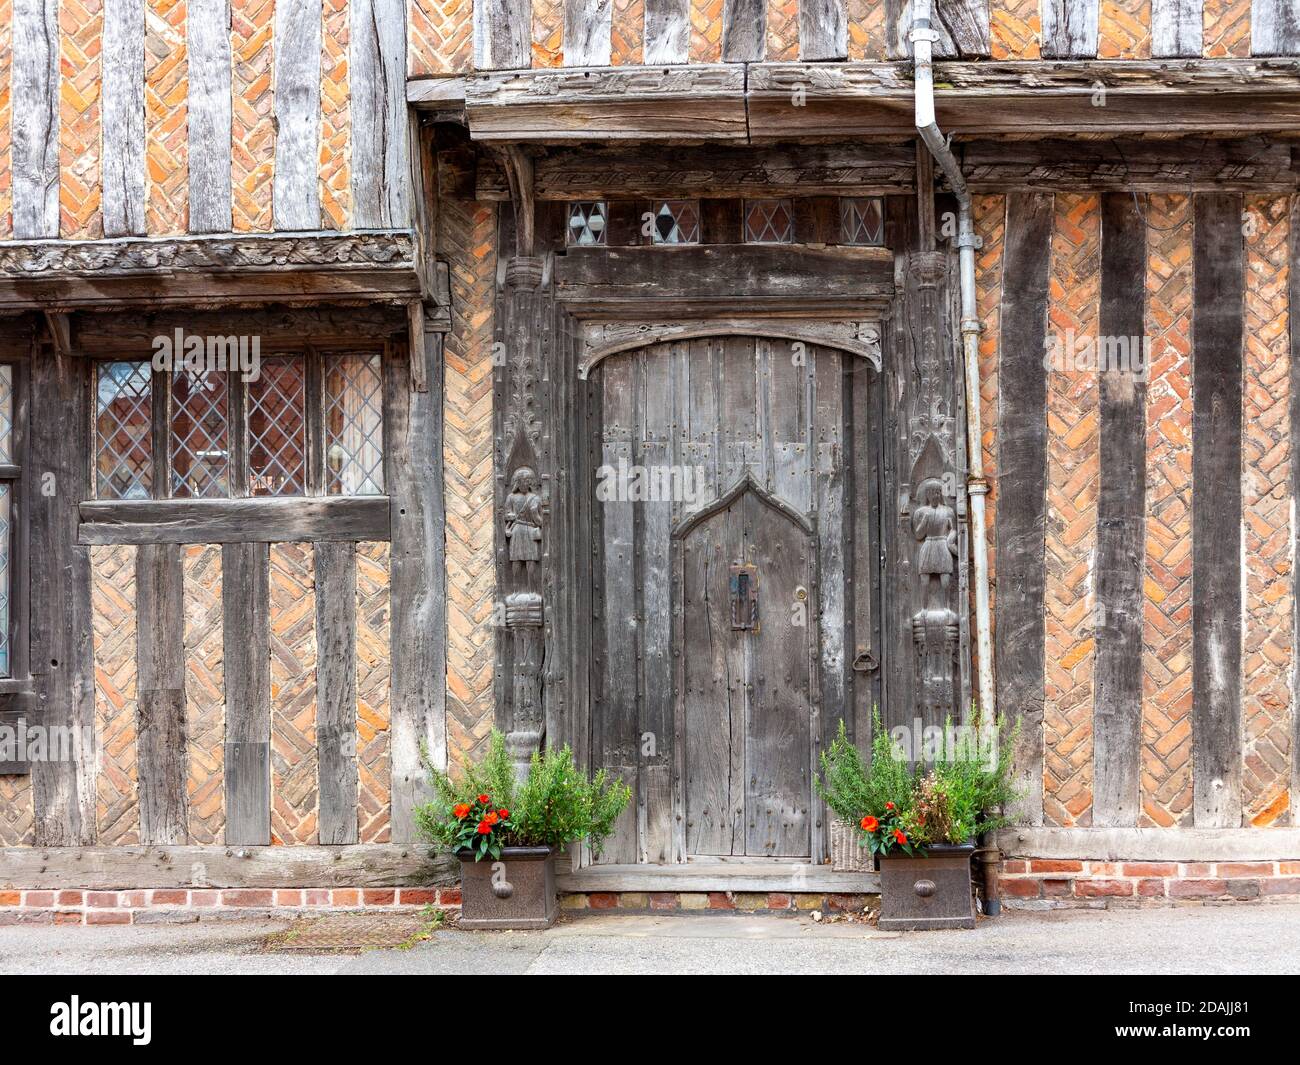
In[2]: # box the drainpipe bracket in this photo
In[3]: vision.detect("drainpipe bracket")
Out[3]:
[966,478,990,496]
[909,26,940,43]
[960,316,983,335]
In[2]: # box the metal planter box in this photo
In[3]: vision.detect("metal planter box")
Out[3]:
[877,842,976,930]
[457,846,558,930]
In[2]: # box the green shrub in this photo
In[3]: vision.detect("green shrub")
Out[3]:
[415,730,632,861]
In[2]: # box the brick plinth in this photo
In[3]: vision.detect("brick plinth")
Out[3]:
[1000,860,1300,908]
[0,887,462,926]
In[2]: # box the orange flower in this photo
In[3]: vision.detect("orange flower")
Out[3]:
[885,802,895,810]
[476,820,491,835]
[453,803,471,820]
[860,815,879,832]
[484,811,499,826]
[477,794,491,805]
[894,829,907,845]
[498,808,510,820]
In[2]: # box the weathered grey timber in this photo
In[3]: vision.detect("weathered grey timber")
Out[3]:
[0,846,459,890]
[28,351,96,845]
[1191,193,1244,829]
[994,193,1052,826]
[273,0,324,230]
[1041,0,1100,57]
[1292,194,1300,827]
[351,0,410,228]
[187,0,234,233]
[386,334,448,841]
[315,542,359,845]
[11,0,59,238]
[886,0,991,58]
[135,545,189,844]
[644,0,689,62]
[1091,193,1147,828]
[222,542,272,846]
[102,0,146,236]
[1253,0,1300,55]
[473,0,531,69]
[800,0,848,59]
[564,0,612,66]
[78,497,390,546]
[722,0,766,60]
[74,305,411,349]
[1151,0,1203,57]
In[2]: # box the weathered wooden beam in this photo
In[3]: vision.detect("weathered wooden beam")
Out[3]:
[644,0,690,62]
[135,544,189,845]
[11,0,59,238]
[315,542,359,846]
[1041,0,1100,58]
[1000,827,1300,861]
[187,0,234,233]
[564,0,613,65]
[223,542,272,846]
[102,0,146,236]
[1191,192,1244,829]
[1253,0,1300,56]
[351,0,410,227]
[722,0,765,60]
[78,496,391,545]
[557,863,882,893]
[1091,193,1146,828]
[994,193,1052,827]
[273,0,323,230]
[800,0,848,59]
[74,305,410,348]
[553,245,894,304]
[1151,0,1202,57]
[0,845,458,889]
[473,0,531,69]
[886,0,991,59]
[385,339,447,841]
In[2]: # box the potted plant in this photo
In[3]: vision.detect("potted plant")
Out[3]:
[416,730,631,929]
[817,710,1019,930]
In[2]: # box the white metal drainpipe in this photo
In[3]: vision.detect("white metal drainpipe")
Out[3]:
[910,0,994,722]
[911,0,1001,915]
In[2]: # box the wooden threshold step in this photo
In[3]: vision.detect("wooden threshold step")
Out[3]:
[557,862,880,894]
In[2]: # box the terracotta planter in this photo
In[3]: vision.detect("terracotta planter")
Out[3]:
[457,846,557,930]
[876,842,976,930]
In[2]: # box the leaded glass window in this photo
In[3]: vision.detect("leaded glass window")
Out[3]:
[567,201,608,246]
[324,353,384,495]
[650,200,700,245]
[171,370,230,498]
[248,356,307,497]
[0,364,23,680]
[840,197,884,246]
[744,199,795,244]
[95,361,154,499]
[0,485,9,676]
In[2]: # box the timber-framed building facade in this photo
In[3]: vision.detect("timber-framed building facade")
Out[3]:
[0,0,1299,917]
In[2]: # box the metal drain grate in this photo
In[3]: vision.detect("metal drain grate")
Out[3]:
[262,912,441,954]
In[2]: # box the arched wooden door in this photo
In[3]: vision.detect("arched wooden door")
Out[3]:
[586,333,881,865]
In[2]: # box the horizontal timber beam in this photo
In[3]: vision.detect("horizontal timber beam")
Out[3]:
[457,61,1300,142]
[0,230,422,311]
[998,827,1300,862]
[78,496,391,545]
[0,845,458,889]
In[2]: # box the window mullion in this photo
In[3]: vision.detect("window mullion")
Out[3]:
[305,347,324,496]
[229,371,249,497]
[151,366,170,498]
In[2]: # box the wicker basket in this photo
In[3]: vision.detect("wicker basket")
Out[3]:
[829,818,875,873]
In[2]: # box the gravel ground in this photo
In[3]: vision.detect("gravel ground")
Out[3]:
[2,903,1298,975]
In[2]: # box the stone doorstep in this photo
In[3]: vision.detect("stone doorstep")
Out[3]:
[560,891,879,915]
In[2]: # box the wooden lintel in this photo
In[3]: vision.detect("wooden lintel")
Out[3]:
[461,60,1300,143]
[77,495,391,546]
[0,844,458,889]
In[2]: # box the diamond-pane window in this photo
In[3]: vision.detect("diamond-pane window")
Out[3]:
[325,353,384,496]
[0,366,12,463]
[650,200,700,245]
[567,201,608,246]
[248,356,307,496]
[841,197,884,246]
[95,361,153,499]
[744,199,794,244]
[0,485,9,676]
[171,370,230,498]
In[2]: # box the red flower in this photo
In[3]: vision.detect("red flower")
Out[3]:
[484,811,499,826]
[476,820,491,835]
[894,829,907,845]
[477,794,491,805]
[453,803,471,820]
[860,815,879,832]
[885,802,895,810]
[498,809,510,820]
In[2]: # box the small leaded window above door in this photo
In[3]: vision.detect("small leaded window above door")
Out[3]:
[840,197,885,246]
[744,199,795,244]
[566,201,608,246]
[649,200,700,244]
